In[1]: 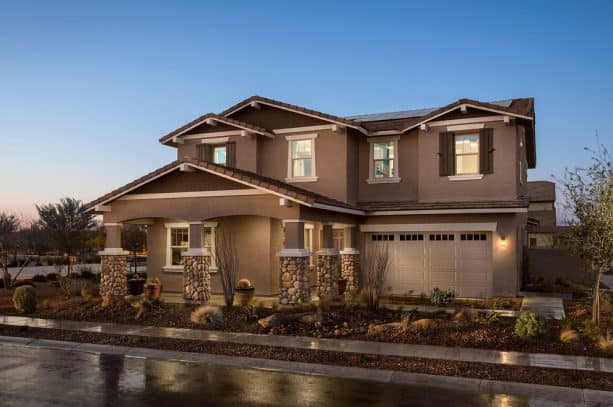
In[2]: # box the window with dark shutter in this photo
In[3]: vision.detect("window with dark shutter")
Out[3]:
[225,141,236,167]
[198,145,212,162]
[479,128,494,174]
[439,132,455,176]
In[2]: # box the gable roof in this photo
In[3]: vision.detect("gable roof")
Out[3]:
[84,158,360,215]
[220,95,368,135]
[159,113,274,145]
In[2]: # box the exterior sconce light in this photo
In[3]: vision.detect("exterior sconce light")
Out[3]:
[499,235,508,248]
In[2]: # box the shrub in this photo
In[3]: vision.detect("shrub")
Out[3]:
[80,282,99,300]
[343,290,357,309]
[475,311,500,325]
[31,274,47,283]
[599,331,613,354]
[560,315,580,330]
[78,267,95,280]
[579,320,600,342]
[13,286,36,313]
[46,273,58,281]
[409,318,438,330]
[190,305,223,328]
[514,312,547,341]
[430,287,455,306]
[13,280,35,288]
[560,328,580,343]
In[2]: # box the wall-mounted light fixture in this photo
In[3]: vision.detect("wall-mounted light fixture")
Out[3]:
[499,234,508,249]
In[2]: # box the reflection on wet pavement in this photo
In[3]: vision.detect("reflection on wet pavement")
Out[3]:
[0,345,554,406]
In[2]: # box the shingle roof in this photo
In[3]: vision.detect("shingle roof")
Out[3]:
[527,181,556,202]
[357,199,529,212]
[159,113,273,144]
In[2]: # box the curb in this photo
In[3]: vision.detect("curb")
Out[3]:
[1,335,611,405]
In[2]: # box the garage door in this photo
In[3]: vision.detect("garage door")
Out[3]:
[366,231,492,298]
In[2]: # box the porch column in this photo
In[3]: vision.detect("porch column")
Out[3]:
[340,225,360,294]
[317,223,340,300]
[99,223,129,298]
[278,220,310,306]
[182,221,211,302]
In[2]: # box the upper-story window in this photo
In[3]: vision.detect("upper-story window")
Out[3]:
[286,134,318,182]
[367,136,400,184]
[373,142,395,178]
[454,134,479,175]
[213,145,226,165]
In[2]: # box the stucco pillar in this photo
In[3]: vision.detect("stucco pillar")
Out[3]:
[278,220,310,305]
[99,223,129,298]
[317,223,340,300]
[340,225,360,294]
[182,221,211,302]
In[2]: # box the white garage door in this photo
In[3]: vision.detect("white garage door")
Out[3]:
[366,231,492,298]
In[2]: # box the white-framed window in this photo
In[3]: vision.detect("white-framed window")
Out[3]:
[285,134,318,182]
[166,225,189,268]
[164,222,217,271]
[213,145,227,165]
[454,134,479,175]
[367,136,400,184]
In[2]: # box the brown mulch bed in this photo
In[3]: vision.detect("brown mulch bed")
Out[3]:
[1,324,612,392]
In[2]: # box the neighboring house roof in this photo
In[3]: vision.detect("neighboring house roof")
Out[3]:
[527,181,556,202]
[86,159,528,216]
[159,113,274,144]
[220,95,368,134]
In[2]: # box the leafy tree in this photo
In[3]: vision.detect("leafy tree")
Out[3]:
[558,145,612,325]
[36,198,96,274]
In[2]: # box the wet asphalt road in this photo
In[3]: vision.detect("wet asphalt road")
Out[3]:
[0,345,550,406]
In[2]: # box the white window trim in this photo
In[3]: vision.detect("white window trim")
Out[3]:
[162,222,218,273]
[367,136,400,183]
[304,223,314,266]
[164,223,189,271]
[448,174,484,181]
[453,133,481,177]
[285,134,318,182]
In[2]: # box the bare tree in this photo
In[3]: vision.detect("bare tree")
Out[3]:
[0,212,22,288]
[214,226,238,307]
[363,243,390,311]
[122,224,147,274]
[557,144,612,326]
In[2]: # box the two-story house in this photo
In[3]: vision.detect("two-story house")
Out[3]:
[86,95,535,302]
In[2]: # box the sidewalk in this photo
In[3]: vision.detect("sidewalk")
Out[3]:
[1,335,611,406]
[1,315,610,373]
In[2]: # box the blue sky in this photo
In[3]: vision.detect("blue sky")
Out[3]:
[0,0,612,218]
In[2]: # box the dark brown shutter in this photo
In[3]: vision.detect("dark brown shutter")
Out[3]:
[225,141,236,167]
[198,144,212,162]
[479,128,494,174]
[439,132,455,176]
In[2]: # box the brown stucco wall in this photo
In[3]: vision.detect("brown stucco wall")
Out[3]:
[131,169,246,194]
[417,121,519,202]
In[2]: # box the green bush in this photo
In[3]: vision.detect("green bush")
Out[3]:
[13,286,37,313]
[430,287,455,306]
[579,320,600,342]
[514,312,547,341]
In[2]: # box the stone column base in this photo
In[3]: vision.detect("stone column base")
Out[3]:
[279,255,310,305]
[182,255,211,302]
[340,251,360,293]
[317,250,339,300]
[99,253,128,298]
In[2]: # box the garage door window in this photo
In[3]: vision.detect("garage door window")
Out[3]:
[429,233,454,241]
[460,233,487,241]
[400,233,423,241]
[371,234,394,241]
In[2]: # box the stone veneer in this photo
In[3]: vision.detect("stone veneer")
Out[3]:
[317,253,339,300]
[100,255,127,298]
[279,256,310,305]
[341,252,360,293]
[183,255,211,302]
